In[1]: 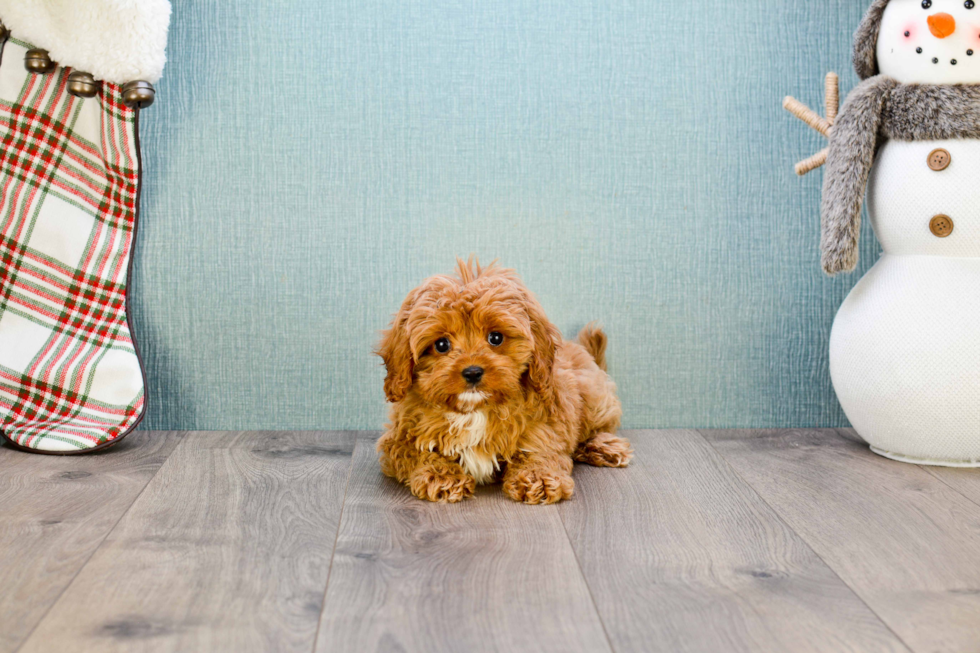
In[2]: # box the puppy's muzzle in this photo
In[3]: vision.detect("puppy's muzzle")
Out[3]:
[461,366,484,385]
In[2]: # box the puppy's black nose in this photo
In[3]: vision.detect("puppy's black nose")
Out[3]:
[461,366,484,384]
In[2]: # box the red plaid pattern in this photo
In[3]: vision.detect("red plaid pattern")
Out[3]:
[0,38,145,452]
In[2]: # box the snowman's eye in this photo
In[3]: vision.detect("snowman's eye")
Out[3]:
[967,0,976,9]
[922,0,932,7]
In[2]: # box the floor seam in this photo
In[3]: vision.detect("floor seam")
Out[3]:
[917,465,980,511]
[12,430,188,653]
[309,431,359,653]
[556,484,618,653]
[695,428,916,653]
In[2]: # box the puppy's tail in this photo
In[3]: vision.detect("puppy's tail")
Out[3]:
[577,323,608,371]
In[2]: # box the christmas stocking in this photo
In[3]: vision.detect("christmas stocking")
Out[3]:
[0,1,170,453]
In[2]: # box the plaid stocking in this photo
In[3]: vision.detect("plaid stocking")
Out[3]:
[0,37,145,453]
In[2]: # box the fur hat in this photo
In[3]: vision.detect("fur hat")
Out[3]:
[853,0,891,80]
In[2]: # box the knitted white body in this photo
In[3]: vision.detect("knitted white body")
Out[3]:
[830,138,980,465]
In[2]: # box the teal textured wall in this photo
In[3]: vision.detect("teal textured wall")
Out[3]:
[133,0,877,430]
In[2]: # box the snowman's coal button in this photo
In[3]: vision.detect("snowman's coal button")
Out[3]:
[927,148,951,171]
[930,214,954,238]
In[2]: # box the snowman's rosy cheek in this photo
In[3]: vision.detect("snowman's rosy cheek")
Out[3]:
[901,22,919,42]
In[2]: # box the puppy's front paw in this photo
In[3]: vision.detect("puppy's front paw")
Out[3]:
[503,467,574,505]
[410,465,475,503]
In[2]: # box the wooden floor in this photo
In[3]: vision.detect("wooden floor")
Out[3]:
[2,430,980,652]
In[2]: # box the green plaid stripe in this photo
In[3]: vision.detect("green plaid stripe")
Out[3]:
[0,38,145,452]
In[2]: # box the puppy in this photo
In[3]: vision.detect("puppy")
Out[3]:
[376,259,632,504]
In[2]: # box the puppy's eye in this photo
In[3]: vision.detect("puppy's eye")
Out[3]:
[487,331,504,347]
[434,337,452,353]
[922,0,932,8]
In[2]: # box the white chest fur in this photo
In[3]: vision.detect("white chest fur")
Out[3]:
[442,410,498,484]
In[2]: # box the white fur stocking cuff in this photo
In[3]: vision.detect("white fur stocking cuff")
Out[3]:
[0,0,171,84]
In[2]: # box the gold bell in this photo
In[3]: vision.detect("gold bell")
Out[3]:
[67,71,99,98]
[24,49,56,74]
[120,80,155,109]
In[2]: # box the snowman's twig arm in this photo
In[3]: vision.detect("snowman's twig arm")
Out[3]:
[783,97,831,137]
[784,73,839,175]
[825,73,839,124]
[820,76,897,275]
[797,148,828,176]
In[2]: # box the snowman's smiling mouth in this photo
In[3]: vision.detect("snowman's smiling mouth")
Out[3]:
[911,47,975,65]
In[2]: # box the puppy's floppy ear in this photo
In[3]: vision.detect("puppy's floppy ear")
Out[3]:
[523,293,561,408]
[376,288,418,403]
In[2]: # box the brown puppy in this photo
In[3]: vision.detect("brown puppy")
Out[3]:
[376,259,632,504]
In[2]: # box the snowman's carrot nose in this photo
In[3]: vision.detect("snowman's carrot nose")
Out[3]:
[928,12,956,38]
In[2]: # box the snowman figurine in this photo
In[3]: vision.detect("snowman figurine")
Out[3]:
[788,0,980,466]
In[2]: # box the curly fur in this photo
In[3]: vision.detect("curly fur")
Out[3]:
[376,259,631,504]
[577,322,608,371]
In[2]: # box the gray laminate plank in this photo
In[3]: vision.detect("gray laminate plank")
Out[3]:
[558,429,907,653]
[705,428,980,653]
[0,431,182,653]
[314,433,611,653]
[18,431,355,653]
[920,466,980,509]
